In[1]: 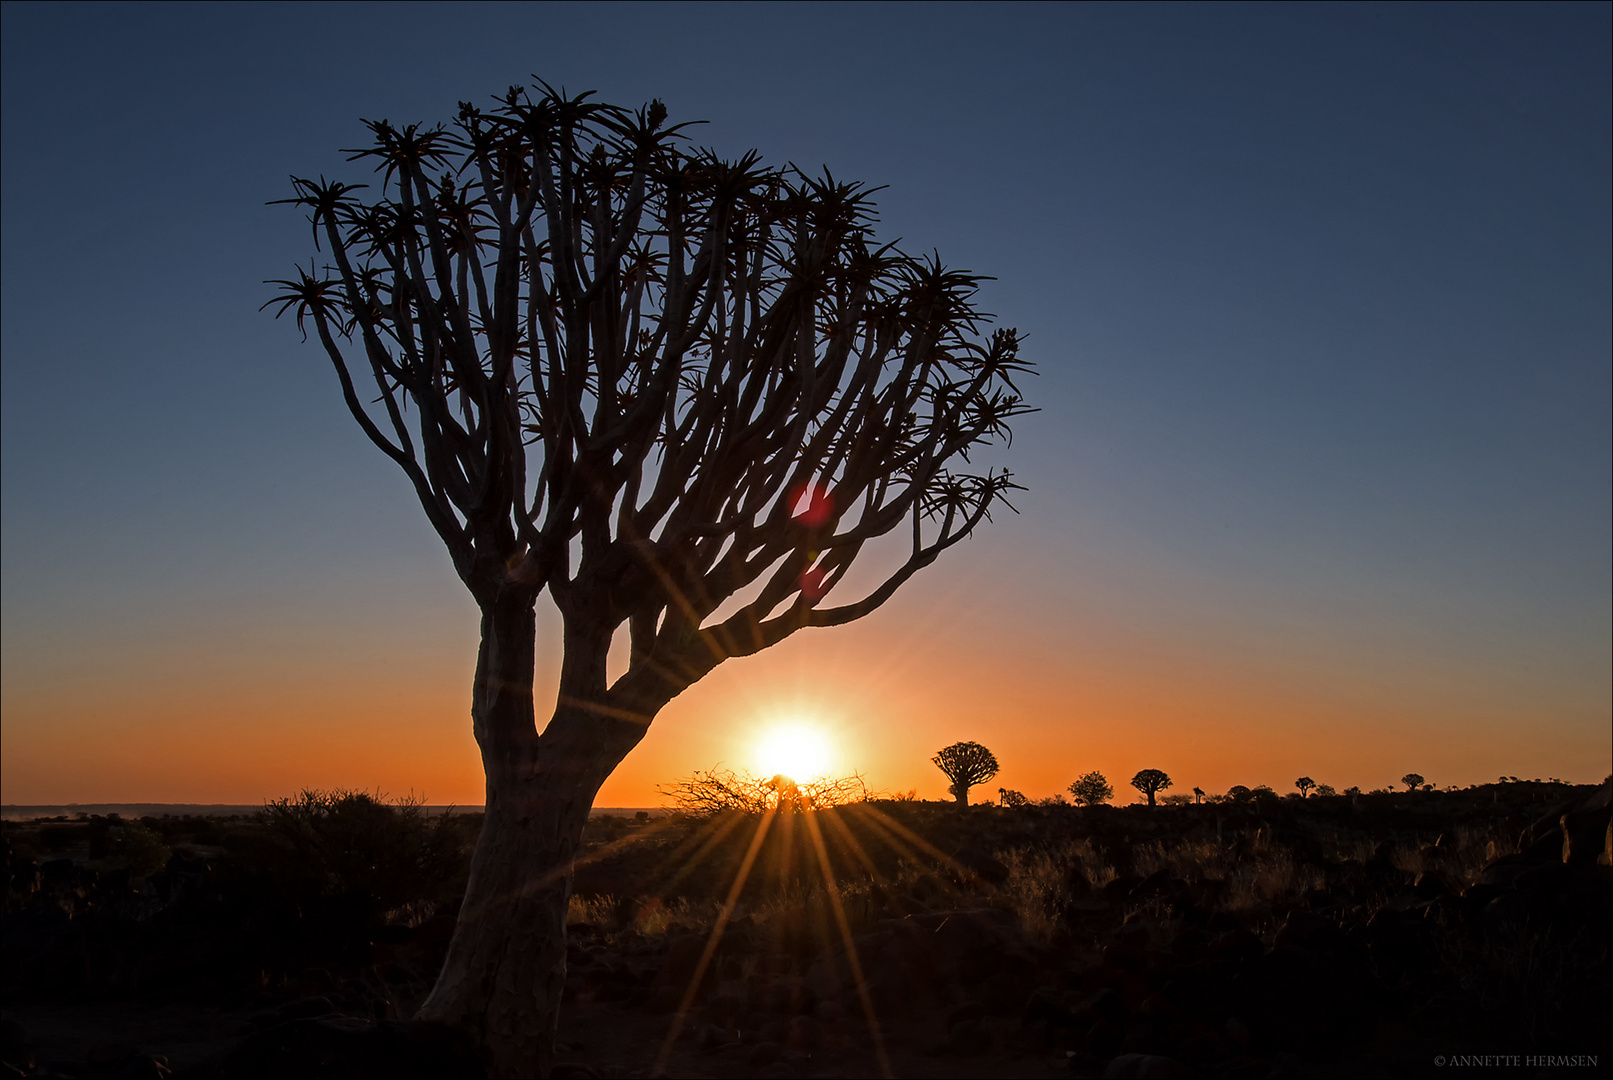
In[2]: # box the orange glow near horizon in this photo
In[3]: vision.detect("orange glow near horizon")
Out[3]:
[2,541,1608,809]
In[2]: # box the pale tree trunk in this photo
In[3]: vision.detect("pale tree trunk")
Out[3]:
[416,593,643,1078]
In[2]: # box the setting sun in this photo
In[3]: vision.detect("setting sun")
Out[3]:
[753,724,835,781]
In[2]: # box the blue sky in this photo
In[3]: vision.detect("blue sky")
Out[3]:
[2,2,1608,802]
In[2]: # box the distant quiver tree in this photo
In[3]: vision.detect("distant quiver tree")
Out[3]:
[1130,768,1173,806]
[1068,770,1114,807]
[267,83,1031,1077]
[1295,776,1315,798]
[1402,773,1426,792]
[933,741,1000,805]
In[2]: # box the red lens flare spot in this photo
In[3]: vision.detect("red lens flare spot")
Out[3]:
[800,564,830,601]
[790,482,835,528]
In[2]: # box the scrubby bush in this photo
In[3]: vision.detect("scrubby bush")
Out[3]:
[1068,770,1113,806]
[659,768,870,817]
[255,789,470,925]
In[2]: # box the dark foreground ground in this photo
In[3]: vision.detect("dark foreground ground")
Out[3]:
[2,780,1608,1079]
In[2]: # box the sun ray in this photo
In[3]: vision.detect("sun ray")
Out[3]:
[653,805,778,1075]
[820,807,902,905]
[649,808,753,898]
[803,809,893,1078]
[851,802,978,881]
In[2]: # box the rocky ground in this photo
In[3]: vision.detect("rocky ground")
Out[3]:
[2,780,1608,1078]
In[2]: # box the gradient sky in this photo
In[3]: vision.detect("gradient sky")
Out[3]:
[3,2,1608,807]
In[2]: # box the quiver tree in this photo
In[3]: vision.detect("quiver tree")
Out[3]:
[267,83,1031,1077]
[1130,768,1173,806]
[1294,776,1315,798]
[932,741,1000,805]
[1401,773,1425,792]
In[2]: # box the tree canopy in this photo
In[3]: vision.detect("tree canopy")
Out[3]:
[1068,770,1114,807]
[267,85,1032,725]
[1130,768,1173,806]
[933,741,1000,805]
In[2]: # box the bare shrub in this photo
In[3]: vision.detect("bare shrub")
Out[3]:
[659,768,872,817]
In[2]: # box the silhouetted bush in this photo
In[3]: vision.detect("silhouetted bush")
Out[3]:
[252,790,472,925]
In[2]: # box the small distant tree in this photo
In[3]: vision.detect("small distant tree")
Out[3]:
[1068,770,1114,807]
[998,787,1028,808]
[1130,768,1173,807]
[1295,777,1316,798]
[933,742,999,805]
[1192,786,1205,804]
[1314,783,1337,797]
[1226,784,1253,804]
[1401,773,1425,792]
[1343,785,1362,797]
[1160,793,1194,806]
[1250,784,1277,803]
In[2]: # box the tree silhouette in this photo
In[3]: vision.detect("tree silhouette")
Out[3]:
[1068,770,1114,807]
[1192,786,1205,803]
[997,787,1028,808]
[268,84,1031,1076]
[1295,776,1315,798]
[1401,773,1425,792]
[1226,784,1253,804]
[933,742,1000,805]
[1130,768,1173,806]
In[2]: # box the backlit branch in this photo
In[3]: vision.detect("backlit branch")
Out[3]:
[269,83,1034,730]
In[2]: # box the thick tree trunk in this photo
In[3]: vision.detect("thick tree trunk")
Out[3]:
[416,593,643,1078]
[954,785,968,806]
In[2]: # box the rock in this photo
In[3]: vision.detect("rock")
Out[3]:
[1102,1052,1196,1078]
[814,998,844,1023]
[955,852,1011,886]
[936,1017,993,1055]
[1103,875,1144,900]
[1073,987,1128,1024]
[113,1056,173,1080]
[1168,927,1210,961]
[188,1018,483,1079]
[705,978,751,1023]
[1473,855,1535,890]
[803,957,844,1005]
[1205,929,1262,964]
[746,1041,783,1069]
[1115,922,1151,950]
[1273,911,1343,953]
[973,967,1031,1014]
[1086,1018,1124,1058]
[784,1015,822,1051]
[1562,803,1612,866]
[1021,985,1073,1034]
